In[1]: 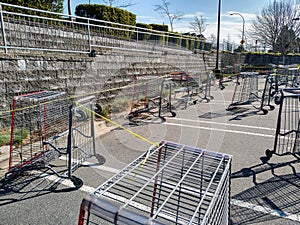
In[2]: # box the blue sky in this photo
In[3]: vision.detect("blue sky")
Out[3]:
[64,0,300,44]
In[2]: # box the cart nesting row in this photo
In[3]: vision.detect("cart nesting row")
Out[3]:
[78,141,232,225]
[128,72,215,124]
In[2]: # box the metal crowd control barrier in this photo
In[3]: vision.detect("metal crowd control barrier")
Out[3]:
[78,141,232,225]
[6,91,96,185]
[266,88,300,159]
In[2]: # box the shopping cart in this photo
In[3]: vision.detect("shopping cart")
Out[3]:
[227,72,259,109]
[6,91,97,185]
[274,65,299,88]
[78,141,232,225]
[257,75,276,114]
[172,72,214,107]
[266,88,300,159]
[128,77,176,124]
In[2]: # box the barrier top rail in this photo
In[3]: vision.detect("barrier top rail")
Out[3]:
[0,2,211,54]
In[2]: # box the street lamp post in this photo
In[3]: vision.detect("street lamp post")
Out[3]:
[230,12,245,45]
[214,0,223,89]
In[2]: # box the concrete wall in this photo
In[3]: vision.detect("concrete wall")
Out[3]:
[0,50,217,114]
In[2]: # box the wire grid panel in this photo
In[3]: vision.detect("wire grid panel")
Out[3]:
[271,88,300,155]
[78,141,232,225]
[8,91,69,172]
[69,96,96,173]
[275,66,299,88]
[228,72,259,108]
[258,75,276,113]
[127,76,170,122]
[130,76,162,104]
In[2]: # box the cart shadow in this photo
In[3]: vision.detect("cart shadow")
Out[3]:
[198,107,261,120]
[230,157,300,225]
[0,169,79,207]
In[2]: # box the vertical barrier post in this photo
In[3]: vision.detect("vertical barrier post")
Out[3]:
[87,18,91,53]
[0,5,8,53]
[67,104,73,178]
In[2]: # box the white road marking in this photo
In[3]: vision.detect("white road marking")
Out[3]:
[81,161,121,174]
[231,199,300,222]
[164,122,274,138]
[38,165,300,223]
[167,117,276,131]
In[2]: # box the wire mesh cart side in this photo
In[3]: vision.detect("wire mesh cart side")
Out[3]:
[78,141,232,225]
[128,77,176,124]
[68,96,97,175]
[7,91,96,186]
[257,75,276,114]
[227,72,259,110]
[8,91,69,175]
[266,88,300,159]
[274,65,299,89]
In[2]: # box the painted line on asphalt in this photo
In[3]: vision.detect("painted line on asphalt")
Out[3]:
[231,199,300,222]
[81,161,120,174]
[164,122,275,138]
[167,117,276,131]
[39,167,300,223]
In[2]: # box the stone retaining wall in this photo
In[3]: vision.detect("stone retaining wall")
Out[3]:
[0,50,217,115]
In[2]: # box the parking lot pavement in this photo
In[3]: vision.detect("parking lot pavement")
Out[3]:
[1,79,300,224]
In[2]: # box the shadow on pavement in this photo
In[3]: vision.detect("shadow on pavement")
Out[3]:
[198,106,264,121]
[0,169,79,207]
[230,157,300,224]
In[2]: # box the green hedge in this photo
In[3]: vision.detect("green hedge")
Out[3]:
[75,4,136,26]
[150,23,168,32]
[1,0,63,17]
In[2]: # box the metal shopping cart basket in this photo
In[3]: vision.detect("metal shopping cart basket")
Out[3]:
[227,72,275,114]
[257,75,276,114]
[78,141,232,225]
[6,91,97,185]
[274,65,299,88]
[128,77,176,124]
[227,72,259,109]
[266,88,300,159]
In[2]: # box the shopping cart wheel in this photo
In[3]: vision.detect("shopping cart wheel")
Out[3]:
[262,109,268,115]
[193,100,198,105]
[269,105,275,111]
[171,111,176,117]
[75,109,88,122]
[71,176,83,188]
[274,96,281,105]
[265,149,273,159]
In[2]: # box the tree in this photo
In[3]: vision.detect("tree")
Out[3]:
[154,0,183,32]
[189,15,206,35]
[1,0,63,13]
[252,0,300,53]
[101,0,136,8]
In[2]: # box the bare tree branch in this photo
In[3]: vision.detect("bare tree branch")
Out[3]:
[154,0,183,31]
[189,15,206,35]
[102,0,136,8]
[252,0,300,52]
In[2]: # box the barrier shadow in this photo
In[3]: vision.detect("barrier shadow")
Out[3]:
[230,157,300,224]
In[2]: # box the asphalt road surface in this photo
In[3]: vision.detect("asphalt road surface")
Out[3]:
[1,79,300,225]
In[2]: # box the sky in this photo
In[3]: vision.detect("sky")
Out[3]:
[64,0,300,45]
